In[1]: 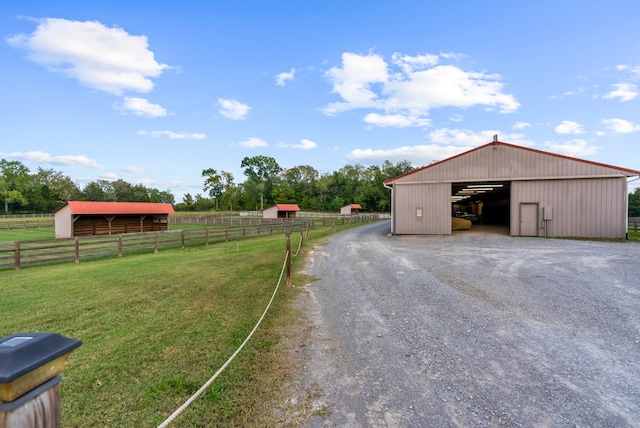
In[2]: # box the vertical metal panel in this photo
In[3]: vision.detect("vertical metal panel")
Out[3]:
[393,183,450,234]
[511,177,627,238]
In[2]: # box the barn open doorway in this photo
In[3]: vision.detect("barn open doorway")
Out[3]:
[451,181,511,234]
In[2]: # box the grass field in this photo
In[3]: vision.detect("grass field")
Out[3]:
[0,222,349,427]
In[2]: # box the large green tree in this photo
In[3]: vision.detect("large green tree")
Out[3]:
[0,159,30,214]
[240,155,282,210]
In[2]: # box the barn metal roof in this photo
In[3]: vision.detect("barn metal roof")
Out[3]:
[274,204,300,211]
[53,201,175,215]
[384,141,640,185]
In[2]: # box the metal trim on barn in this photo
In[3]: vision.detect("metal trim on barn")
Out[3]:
[52,201,175,238]
[383,141,640,238]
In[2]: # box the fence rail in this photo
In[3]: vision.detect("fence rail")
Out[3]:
[630,217,640,232]
[0,216,378,270]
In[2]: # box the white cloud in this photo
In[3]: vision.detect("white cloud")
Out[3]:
[293,139,317,149]
[364,113,431,128]
[323,52,389,114]
[99,172,119,181]
[278,139,317,149]
[615,64,640,78]
[543,139,599,157]
[555,120,585,135]
[322,51,519,125]
[0,150,103,168]
[391,52,439,74]
[116,97,167,117]
[602,83,638,102]
[238,137,267,148]
[513,121,530,130]
[121,165,146,173]
[602,118,640,134]
[6,18,169,95]
[218,98,250,120]
[347,128,534,166]
[348,144,470,165]
[276,68,295,86]
[138,130,206,139]
[428,128,533,147]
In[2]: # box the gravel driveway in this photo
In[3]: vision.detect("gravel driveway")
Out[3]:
[291,221,640,427]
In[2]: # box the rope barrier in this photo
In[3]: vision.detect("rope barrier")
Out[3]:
[157,250,291,428]
[292,230,303,257]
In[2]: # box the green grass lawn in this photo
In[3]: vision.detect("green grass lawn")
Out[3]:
[0,222,352,427]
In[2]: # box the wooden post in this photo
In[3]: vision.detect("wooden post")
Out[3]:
[181,230,185,250]
[117,235,123,258]
[225,226,229,242]
[333,219,336,233]
[285,232,291,289]
[74,238,80,264]
[205,228,209,246]
[13,241,20,270]
[154,232,159,254]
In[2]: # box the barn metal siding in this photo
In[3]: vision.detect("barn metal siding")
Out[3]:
[511,177,627,238]
[393,183,451,234]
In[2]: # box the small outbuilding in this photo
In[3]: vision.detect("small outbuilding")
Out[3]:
[383,141,640,238]
[53,201,175,238]
[262,204,301,219]
[340,203,362,215]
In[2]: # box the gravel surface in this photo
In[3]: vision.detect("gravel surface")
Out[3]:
[290,221,640,427]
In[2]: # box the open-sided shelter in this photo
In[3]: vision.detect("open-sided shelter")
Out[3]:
[384,141,640,238]
[53,201,175,238]
[262,203,300,219]
[340,203,362,215]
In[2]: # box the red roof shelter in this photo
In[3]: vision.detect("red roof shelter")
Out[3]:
[262,203,300,219]
[340,203,362,215]
[53,201,175,238]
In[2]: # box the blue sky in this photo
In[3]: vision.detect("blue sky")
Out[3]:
[2,1,640,201]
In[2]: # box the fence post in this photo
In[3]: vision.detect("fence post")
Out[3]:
[13,241,20,270]
[154,232,159,254]
[74,238,80,264]
[181,230,185,250]
[225,226,229,242]
[205,228,209,247]
[243,226,246,239]
[118,235,123,258]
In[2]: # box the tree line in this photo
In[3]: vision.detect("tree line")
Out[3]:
[0,156,414,215]
[181,155,414,212]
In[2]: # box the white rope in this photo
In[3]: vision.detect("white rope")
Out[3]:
[157,250,290,428]
[292,231,303,257]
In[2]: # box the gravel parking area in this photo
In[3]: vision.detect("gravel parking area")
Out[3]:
[290,221,640,427]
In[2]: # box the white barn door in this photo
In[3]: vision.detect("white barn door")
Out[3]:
[519,203,539,236]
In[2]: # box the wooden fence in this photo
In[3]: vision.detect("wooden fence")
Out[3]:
[0,216,378,270]
[630,217,640,232]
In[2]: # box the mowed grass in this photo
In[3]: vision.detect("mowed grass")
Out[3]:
[0,223,349,427]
